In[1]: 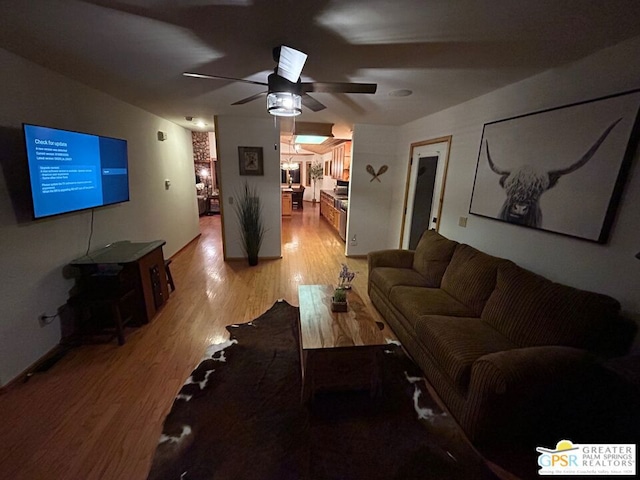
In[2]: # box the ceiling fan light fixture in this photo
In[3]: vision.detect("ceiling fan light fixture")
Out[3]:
[267,92,302,117]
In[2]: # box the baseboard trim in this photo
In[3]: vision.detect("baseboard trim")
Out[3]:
[169,232,202,260]
[0,342,70,393]
[225,256,282,262]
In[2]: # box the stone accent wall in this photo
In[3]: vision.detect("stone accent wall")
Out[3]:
[192,131,210,162]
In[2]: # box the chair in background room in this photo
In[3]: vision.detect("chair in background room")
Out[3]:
[196,183,207,215]
[292,185,305,209]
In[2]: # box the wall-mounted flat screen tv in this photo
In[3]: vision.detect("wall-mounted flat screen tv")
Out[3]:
[23,124,129,219]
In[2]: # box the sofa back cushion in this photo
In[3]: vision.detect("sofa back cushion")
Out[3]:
[481,263,622,353]
[412,230,458,287]
[440,244,507,316]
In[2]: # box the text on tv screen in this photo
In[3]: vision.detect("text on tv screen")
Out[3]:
[23,124,129,218]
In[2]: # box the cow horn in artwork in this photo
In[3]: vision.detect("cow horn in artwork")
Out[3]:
[547,118,621,187]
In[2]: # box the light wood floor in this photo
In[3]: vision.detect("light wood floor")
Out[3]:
[0,203,391,480]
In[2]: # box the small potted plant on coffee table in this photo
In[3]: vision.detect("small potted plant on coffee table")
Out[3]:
[331,286,348,312]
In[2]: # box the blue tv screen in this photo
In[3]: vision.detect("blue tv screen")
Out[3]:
[23,124,130,219]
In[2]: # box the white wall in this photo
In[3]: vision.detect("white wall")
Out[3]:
[216,116,281,259]
[0,49,200,386]
[354,36,640,313]
[346,124,400,256]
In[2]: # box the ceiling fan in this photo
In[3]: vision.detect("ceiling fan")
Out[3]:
[183,45,377,116]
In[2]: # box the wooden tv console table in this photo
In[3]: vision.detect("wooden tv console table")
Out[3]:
[70,240,169,325]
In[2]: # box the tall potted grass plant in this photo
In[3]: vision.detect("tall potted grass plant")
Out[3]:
[234,181,265,266]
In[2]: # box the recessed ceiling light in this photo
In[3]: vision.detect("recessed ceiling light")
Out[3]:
[388,89,413,97]
[294,135,329,144]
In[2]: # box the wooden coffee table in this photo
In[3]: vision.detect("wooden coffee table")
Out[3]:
[298,285,389,402]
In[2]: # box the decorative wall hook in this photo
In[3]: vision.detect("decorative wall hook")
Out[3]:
[366,164,388,182]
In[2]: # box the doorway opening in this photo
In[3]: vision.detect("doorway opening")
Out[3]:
[400,136,452,249]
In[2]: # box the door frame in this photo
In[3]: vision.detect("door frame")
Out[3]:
[399,135,453,248]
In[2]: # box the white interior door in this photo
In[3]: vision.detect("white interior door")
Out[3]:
[402,141,449,249]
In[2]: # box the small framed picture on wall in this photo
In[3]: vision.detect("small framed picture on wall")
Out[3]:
[238,146,264,176]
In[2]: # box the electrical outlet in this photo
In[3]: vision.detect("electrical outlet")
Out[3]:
[458,216,468,228]
[228,197,234,205]
[349,234,358,246]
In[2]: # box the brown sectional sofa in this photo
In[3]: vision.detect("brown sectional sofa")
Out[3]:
[368,230,634,444]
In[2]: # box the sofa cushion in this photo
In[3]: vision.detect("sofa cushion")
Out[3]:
[369,267,427,297]
[481,263,622,352]
[412,230,458,287]
[440,244,507,316]
[389,286,475,329]
[415,316,517,390]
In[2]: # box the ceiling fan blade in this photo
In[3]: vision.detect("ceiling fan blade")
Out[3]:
[232,91,267,105]
[277,46,307,83]
[301,93,326,112]
[183,72,268,87]
[301,82,377,94]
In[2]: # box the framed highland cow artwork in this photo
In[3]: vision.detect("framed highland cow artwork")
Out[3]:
[469,89,640,243]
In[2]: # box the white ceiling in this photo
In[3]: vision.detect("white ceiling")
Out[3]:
[2,0,640,138]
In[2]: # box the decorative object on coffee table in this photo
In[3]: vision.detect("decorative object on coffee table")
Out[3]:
[331,287,348,312]
[338,263,356,289]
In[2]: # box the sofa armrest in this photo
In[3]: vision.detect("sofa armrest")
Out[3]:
[471,346,590,393]
[463,346,592,442]
[368,249,415,271]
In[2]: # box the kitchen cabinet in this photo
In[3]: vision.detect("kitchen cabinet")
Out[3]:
[282,190,292,216]
[320,190,344,239]
[331,141,351,181]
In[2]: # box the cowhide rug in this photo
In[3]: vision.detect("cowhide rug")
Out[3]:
[147,300,497,480]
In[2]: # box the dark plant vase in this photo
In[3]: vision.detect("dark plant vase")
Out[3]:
[331,298,348,312]
[234,182,265,268]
